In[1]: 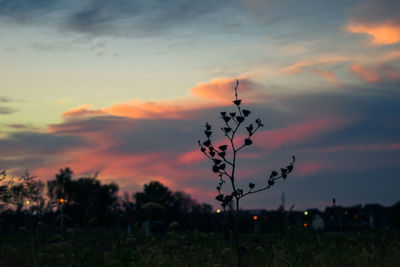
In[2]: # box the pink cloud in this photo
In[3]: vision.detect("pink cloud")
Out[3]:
[179,118,346,166]
[350,63,400,83]
[253,118,346,150]
[350,64,380,83]
[296,162,332,177]
[321,143,400,152]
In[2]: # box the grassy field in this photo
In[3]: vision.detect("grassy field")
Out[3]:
[1,229,399,267]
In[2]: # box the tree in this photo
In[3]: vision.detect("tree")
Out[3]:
[46,168,119,226]
[198,80,295,267]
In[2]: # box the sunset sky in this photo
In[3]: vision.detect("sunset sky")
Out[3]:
[1,0,399,210]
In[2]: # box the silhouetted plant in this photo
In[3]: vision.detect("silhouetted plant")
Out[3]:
[198,79,295,267]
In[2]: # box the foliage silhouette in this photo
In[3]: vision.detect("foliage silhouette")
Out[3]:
[198,79,295,267]
[47,168,119,227]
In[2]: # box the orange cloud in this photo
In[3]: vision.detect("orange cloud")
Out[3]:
[283,56,350,74]
[62,78,264,120]
[312,69,341,86]
[62,104,105,118]
[189,78,264,104]
[347,20,400,45]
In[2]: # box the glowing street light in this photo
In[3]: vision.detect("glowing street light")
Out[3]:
[216,209,221,213]
[26,200,30,205]
[59,198,64,204]
[253,215,258,221]
[304,211,308,216]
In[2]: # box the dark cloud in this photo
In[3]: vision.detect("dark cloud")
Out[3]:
[0,0,353,39]
[0,0,234,36]
[0,107,16,114]
[349,0,400,23]
[0,131,84,156]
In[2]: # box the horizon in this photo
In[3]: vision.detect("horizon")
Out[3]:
[1,0,399,210]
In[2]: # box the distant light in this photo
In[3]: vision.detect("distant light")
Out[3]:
[304,211,308,216]
[253,215,258,220]
[344,211,348,215]
[354,214,358,219]
[26,201,30,205]
[59,198,64,203]
[216,209,221,213]
[303,223,308,227]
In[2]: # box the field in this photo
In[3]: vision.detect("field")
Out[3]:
[1,229,399,267]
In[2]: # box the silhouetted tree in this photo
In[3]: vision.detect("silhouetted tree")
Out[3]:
[198,79,295,267]
[47,168,119,226]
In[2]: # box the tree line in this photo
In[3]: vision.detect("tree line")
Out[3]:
[0,168,213,231]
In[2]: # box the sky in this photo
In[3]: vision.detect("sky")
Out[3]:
[0,0,399,210]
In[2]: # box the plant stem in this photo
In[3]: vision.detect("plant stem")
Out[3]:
[234,196,242,267]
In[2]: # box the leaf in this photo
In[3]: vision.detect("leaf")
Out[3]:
[223,116,231,123]
[246,124,253,134]
[216,194,224,201]
[224,127,231,133]
[205,122,211,130]
[244,138,252,146]
[242,109,251,117]
[223,195,233,204]
[271,170,278,177]
[281,168,288,174]
[230,112,236,117]
[237,116,244,123]
[218,151,226,158]
[209,151,215,157]
[216,186,221,191]
[200,147,206,152]
[213,159,222,165]
[249,183,255,189]
[233,100,242,106]
[220,112,226,116]
[287,165,294,172]
[203,140,211,147]
[204,130,212,137]
[212,165,219,173]
[218,145,228,151]
[219,164,226,170]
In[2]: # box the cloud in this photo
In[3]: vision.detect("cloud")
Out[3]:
[0,0,234,37]
[311,69,341,86]
[0,107,16,115]
[283,56,350,74]
[1,80,400,209]
[321,143,400,153]
[347,0,400,45]
[350,63,400,83]
[347,20,400,45]
[62,78,265,120]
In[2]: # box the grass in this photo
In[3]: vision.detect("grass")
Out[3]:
[1,229,399,267]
